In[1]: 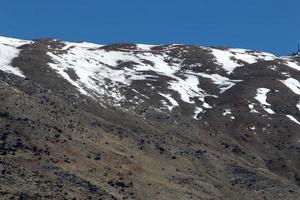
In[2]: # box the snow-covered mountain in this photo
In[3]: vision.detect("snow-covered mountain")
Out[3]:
[1,36,300,122]
[1,36,300,199]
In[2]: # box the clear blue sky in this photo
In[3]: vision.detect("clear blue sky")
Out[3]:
[0,0,299,55]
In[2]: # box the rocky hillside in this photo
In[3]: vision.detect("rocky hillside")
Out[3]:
[1,36,300,200]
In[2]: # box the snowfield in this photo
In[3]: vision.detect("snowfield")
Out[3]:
[0,36,31,78]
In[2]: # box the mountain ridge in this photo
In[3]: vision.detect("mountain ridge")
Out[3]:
[1,35,300,200]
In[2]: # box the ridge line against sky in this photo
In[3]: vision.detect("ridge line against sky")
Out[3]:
[0,0,299,55]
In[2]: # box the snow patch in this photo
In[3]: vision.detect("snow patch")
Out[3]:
[249,126,256,131]
[136,44,157,51]
[196,72,241,93]
[159,93,179,110]
[193,107,204,119]
[210,48,240,74]
[281,78,300,95]
[255,88,275,114]
[248,104,259,113]
[286,115,300,125]
[223,109,232,116]
[284,60,300,71]
[210,48,275,74]
[168,75,202,104]
[0,36,32,77]
[281,78,300,112]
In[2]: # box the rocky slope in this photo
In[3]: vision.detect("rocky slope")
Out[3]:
[1,36,300,200]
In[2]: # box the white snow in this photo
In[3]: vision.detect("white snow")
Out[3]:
[222,109,232,116]
[168,74,202,104]
[248,104,259,113]
[210,48,240,74]
[159,93,179,110]
[193,107,204,119]
[47,41,184,106]
[136,44,157,51]
[269,65,277,71]
[281,78,300,112]
[229,48,275,61]
[249,126,256,131]
[281,78,300,95]
[228,48,248,54]
[209,48,275,74]
[284,60,300,71]
[19,37,285,116]
[0,36,31,78]
[0,36,30,46]
[255,88,275,114]
[196,72,241,93]
[51,41,220,111]
[255,88,271,106]
[47,39,267,114]
[167,73,215,115]
[4,35,300,122]
[202,100,212,109]
[222,109,235,119]
[132,89,150,99]
[234,53,258,64]
[286,115,300,125]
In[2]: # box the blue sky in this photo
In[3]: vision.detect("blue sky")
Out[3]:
[0,0,299,55]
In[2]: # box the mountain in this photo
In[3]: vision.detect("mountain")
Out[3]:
[1,36,300,200]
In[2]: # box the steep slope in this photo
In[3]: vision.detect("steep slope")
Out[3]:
[1,36,300,200]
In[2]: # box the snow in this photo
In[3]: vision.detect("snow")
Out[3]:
[229,48,275,61]
[261,107,275,115]
[255,88,275,114]
[47,39,273,115]
[136,44,157,51]
[209,48,275,74]
[286,115,300,125]
[0,36,31,78]
[166,73,215,115]
[168,74,202,104]
[222,109,231,116]
[48,41,184,106]
[284,60,300,71]
[196,72,241,93]
[228,48,249,54]
[248,104,259,113]
[269,65,277,71]
[4,35,300,123]
[281,78,300,112]
[202,100,212,109]
[18,36,287,116]
[249,126,256,131]
[210,48,240,74]
[45,38,284,111]
[0,36,30,46]
[62,41,103,50]
[0,45,25,78]
[222,109,235,119]
[159,93,179,110]
[48,47,130,102]
[132,89,150,99]
[193,107,204,119]
[281,78,300,95]
[255,88,271,106]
